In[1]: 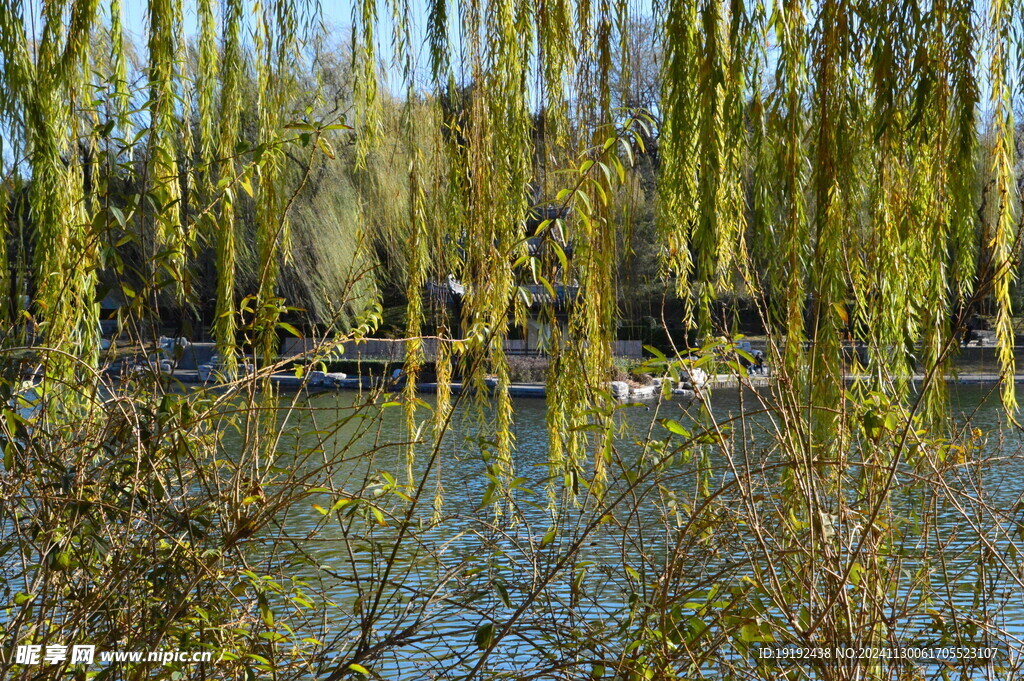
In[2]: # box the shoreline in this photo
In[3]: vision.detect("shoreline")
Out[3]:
[142,370,1023,399]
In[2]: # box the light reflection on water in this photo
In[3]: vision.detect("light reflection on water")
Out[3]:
[240,385,1024,678]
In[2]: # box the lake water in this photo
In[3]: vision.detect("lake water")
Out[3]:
[230,384,1024,678]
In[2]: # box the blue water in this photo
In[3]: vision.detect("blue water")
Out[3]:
[231,385,1024,679]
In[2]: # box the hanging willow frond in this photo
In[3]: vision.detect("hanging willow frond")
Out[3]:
[109,0,131,132]
[770,0,809,376]
[658,0,699,314]
[947,0,978,302]
[1,0,100,383]
[352,0,381,164]
[0,179,10,326]
[806,0,851,436]
[402,143,428,486]
[196,0,219,195]
[426,0,451,84]
[145,0,186,300]
[986,0,1018,414]
[212,0,245,379]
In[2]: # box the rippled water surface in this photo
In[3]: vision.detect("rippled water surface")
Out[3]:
[231,385,1024,677]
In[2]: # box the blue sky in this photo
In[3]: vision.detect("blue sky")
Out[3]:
[95,0,656,94]
[11,0,1007,132]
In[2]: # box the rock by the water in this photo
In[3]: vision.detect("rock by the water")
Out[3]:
[630,385,657,399]
[608,381,630,399]
[323,372,348,387]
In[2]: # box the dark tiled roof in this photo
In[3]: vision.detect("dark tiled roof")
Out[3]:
[519,283,579,308]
